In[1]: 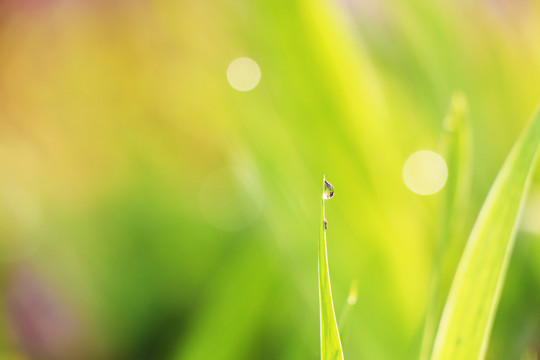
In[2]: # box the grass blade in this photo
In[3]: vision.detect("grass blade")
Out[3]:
[431,107,540,360]
[420,93,472,360]
[338,279,359,330]
[319,177,344,360]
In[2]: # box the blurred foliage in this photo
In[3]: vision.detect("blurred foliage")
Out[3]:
[431,107,540,360]
[0,0,540,359]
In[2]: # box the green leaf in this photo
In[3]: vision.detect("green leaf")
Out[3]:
[431,107,540,360]
[319,177,344,360]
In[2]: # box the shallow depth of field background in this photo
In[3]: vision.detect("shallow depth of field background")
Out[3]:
[1,0,540,359]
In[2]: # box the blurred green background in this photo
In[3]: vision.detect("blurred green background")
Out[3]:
[1,0,540,359]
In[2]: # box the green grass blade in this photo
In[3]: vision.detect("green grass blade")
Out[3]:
[337,279,358,354]
[431,107,540,360]
[319,177,344,360]
[420,93,472,360]
[338,279,359,330]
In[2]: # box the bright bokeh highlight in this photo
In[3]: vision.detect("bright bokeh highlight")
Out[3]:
[227,57,261,91]
[403,150,448,195]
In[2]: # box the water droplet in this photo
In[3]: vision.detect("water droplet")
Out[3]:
[324,218,328,230]
[323,179,334,200]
